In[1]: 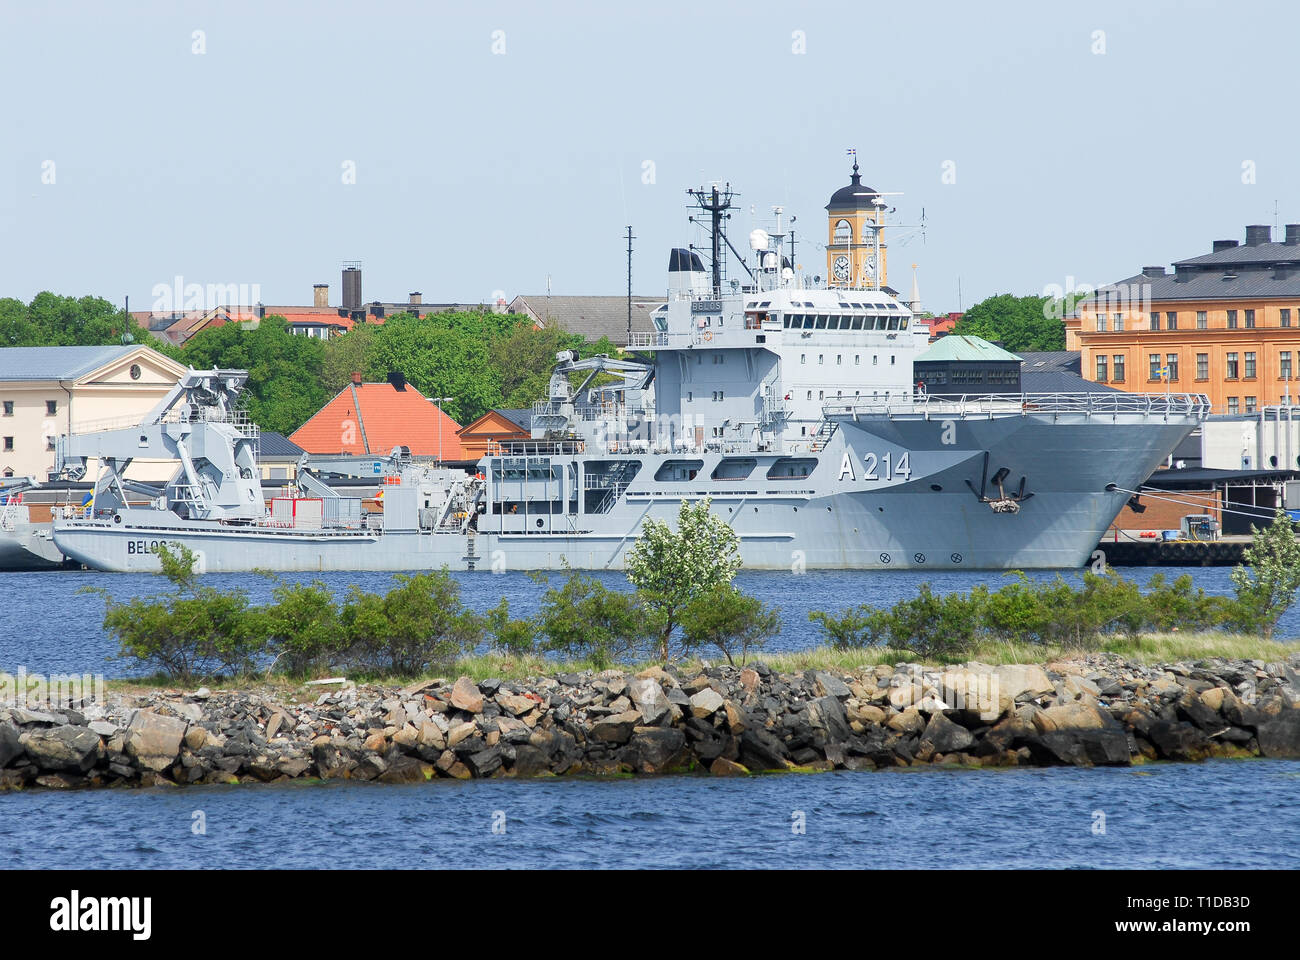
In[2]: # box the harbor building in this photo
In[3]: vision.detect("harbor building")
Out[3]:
[1074,224,1300,413]
[0,345,186,480]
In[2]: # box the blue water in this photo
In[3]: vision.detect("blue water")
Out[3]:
[0,566,1295,679]
[1,760,1296,869]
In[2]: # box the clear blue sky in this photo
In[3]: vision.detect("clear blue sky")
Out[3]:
[2,0,1297,314]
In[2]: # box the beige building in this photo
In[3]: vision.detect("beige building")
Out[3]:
[0,345,188,480]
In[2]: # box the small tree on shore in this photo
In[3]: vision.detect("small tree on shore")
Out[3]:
[680,583,781,665]
[626,497,741,662]
[1230,508,1300,640]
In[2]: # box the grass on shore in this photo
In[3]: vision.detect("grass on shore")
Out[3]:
[99,630,1296,695]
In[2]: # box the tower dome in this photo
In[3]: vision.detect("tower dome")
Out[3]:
[826,161,879,211]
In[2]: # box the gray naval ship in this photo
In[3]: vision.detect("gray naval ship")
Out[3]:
[50,175,1207,574]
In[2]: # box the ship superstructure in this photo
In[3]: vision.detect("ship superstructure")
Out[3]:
[50,167,1209,573]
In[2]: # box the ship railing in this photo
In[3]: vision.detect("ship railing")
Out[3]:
[629,331,670,348]
[72,408,261,437]
[823,392,1212,420]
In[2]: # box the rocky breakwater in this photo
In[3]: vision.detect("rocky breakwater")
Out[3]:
[2,653,1300,790]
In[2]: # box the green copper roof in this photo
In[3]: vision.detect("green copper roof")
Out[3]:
[916,335,1022,363]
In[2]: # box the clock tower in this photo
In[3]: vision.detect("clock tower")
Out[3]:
[825,160,887,289]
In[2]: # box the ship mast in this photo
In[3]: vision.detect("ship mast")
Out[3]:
[687,184,735,297]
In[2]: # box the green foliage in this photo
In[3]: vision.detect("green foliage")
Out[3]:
[1,292,139,347]
[340,570,484,676]
[626,497,742,661]
[536,572,655,669]
[885,583,987,660]
[808,605,893,650]
[258,579,342,677]
[486,598,538,656]
[96,543,261,681]
[679,582,781,665]
[953,293,1065,352]
[1230,508,1300,640]
[180,314,329,434]
[320,322,380,393]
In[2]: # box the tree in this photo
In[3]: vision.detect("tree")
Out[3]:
[680,583,780,665]
[340,569,484,676]
[321,322,380,393]
[367,312,504,424]
[258,578,342,677]
[953,293,1065,352]
[626,497,742,662]
[1230,508,1300,640]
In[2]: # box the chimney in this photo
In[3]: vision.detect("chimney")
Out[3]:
[1212,239,1239,253]
[1245,224,1272,246]
[256,303,266,319]
[1285,224,1300,246]
[369,302,385,319]
[409,292,422,306]
[1141,265,1166,278]
[313,283,329,308]
[342,262,362,312]
[386,371,406,391]
[351,371,362,384]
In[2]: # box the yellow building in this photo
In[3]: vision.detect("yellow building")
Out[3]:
[0,345,188,480]
[825,160,888,289]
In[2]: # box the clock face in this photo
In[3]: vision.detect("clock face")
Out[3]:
[863,254,876,277]
[833,255,850,281]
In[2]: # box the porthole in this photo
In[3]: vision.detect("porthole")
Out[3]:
[930,484,942,492]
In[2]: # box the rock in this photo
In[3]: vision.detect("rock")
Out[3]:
[1256,713,1300,758]
[183,726,207,751]
[738,668,761,693]
[35,773,86,790]
[418,720,446,751]
[626,677,671,725]
[739,728,791,771]
[920,712,975,755]
[709,756,750,777]
[689,688,725,718]
[1147,720,1208,760]
[0,723,21,768]
[589,712,639,744]
[722,700,745,734]
[806,696,853,742]
[887,706,925,735]
[10,708,60,725]
[379,756,430,784]
[362,732,388,754]
[848,702,886,725]
[446,721,477,749]
[811,671,852,699]
[621,727,687,773]
[510,744,551,777]
[466,746,503,777]
[1064,675,1101,700]
[88,720,120,738]
[1032,701,1110,733]
[391,724,420,750]
[449,677,484,713]
[478,678,503,696]
[277,758,311,778]
[991,664,1053,703]
[125,711,188,773]
[497,693,534,717]
[1149,673,1185,698]
[1176,692,1225,731]
[635,665,677,689]
[1198,687,1227,713]
[193,687,211,700]
[19,725,101,772]
[311,740,352,779]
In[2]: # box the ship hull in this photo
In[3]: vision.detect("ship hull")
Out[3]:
[52,410,1195,574]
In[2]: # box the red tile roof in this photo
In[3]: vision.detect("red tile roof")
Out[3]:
[289,381,467,460]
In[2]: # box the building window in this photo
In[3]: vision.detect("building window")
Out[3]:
[46,438,55,451]
[854,355,860,365]
[818,355,824,365]
[2,437,11,451]
[1227,310,1238,329]
[1149,354,1161,380]
[1,401,11,417]
[1245,309,1256,329]
[1096,356,1108,382]
[800,354,806,364]
[1166,354,1179,381]
[1281,352,1292,380]
[1096,314,1108,332]
[1166,312,1177,330]
[873,355,878,365]
[46,400,57,415]
[1197,311,1208,330]
[1226,353,1239,379]
[1112,355,1125,382]
[1245,352,1256,378]
[1196,353,1209,379]
[1227,397,1239,415]
[1149,312,1160,331]
[1246,396,1257,413]
[1282,308,1292,328]
[836,355,842,366]
[1113,313,1125,332]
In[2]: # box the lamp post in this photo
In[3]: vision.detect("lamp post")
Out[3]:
[431,397,454,464]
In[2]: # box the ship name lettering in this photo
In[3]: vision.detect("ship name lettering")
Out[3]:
[861,451,910,482]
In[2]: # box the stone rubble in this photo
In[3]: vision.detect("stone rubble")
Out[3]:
[2,652,1298,790]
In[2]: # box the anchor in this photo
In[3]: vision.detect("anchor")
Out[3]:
[965,451,1033,514]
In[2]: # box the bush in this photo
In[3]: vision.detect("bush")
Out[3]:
[260,579,342,678]
[679,583,781,666]
[486,598,537,657]
[537,572,656,669]
[97,543,262,681]
[1231,507,1300,640]
[341,570,484,676]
